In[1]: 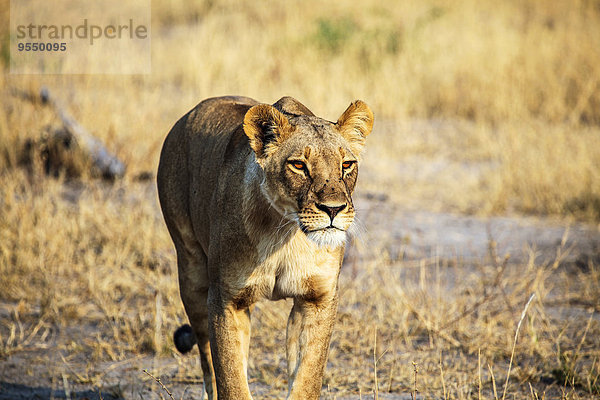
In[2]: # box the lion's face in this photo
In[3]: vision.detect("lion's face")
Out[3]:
[244,101,373,247]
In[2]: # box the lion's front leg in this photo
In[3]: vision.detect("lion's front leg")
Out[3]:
[286,292,339,400]
[208,288,253,400]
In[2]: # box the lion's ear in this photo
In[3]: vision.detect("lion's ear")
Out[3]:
[243,104,292,159]
[336,100,374,156]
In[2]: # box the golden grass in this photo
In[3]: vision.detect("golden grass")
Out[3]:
[1,0,600,398]
[2,0,599,220]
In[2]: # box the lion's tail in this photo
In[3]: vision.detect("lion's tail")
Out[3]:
[173,324,197,354]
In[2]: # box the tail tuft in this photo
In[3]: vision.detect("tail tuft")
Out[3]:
[173,324,197,354]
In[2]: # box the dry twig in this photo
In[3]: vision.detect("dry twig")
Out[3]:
[143,369,175,400]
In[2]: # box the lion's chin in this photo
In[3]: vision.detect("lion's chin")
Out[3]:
[305,228,347,248]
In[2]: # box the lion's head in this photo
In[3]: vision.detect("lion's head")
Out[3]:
[243,97,373,247]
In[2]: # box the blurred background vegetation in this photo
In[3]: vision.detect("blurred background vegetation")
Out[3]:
[1,0,599,220]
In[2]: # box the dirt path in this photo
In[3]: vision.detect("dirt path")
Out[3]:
[353,194,599,266]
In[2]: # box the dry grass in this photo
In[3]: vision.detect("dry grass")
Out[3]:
[1,0,600,399]
[359,118,600,219]
[2,0,599,220]
[1,170,598,399]
[242,238,600,399]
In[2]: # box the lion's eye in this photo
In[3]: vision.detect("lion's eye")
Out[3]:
[342,161,354,170]
[290,161,306,170]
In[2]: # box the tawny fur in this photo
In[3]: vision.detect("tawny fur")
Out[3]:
[157,96,373,400]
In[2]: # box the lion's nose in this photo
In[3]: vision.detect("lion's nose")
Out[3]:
[316,203,347,222]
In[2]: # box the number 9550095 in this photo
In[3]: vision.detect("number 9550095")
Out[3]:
[18,42,67,51]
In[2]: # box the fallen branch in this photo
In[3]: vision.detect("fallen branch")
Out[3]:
[40,87,125,179]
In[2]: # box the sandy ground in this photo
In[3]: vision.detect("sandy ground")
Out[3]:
[353,194,599,266]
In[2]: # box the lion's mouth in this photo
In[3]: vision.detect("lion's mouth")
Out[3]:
[299,223,344,233]
[315,226,344,233]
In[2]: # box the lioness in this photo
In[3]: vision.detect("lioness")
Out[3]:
[157,96,373,399]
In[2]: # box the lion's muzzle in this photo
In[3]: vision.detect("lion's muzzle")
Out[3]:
[315,202,347,223]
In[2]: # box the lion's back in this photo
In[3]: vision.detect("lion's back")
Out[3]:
[157,96,259,250]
